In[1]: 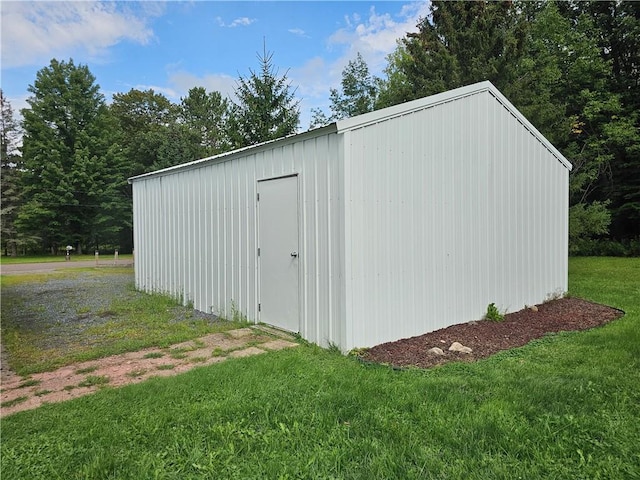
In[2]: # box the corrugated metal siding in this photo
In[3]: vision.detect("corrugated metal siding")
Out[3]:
[344,90,568,349]
[132,132,345,348]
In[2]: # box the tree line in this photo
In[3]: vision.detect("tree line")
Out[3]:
[1,1,638,256]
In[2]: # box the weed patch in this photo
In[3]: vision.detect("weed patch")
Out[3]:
[17,379,41,389]
[1,396,28,408]
[75,366,98,375]
[143,352,164,359]
[78,375,110,388]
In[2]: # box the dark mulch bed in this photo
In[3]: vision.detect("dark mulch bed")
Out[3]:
[361,298,624,369]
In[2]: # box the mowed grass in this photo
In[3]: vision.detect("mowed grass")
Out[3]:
[2,258,639,479]
[1,270,246,375]
[0,254,133,264]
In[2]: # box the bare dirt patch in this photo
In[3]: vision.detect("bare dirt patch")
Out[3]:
[361,298,624,369]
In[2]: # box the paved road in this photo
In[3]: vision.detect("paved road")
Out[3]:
[0,259,134,274]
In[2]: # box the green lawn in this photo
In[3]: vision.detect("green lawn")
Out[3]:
[2,257,639,479]
[0,253,133,264]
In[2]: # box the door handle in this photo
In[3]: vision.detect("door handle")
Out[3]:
[290,251,298,258]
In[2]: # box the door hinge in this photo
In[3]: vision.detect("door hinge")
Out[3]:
[257,247,260,256]
[257,193,260,201]
[258,303,261,312]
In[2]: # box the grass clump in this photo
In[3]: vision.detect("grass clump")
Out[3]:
[484,302,504,322]
[143,352,163,359]
[156,364,175,371]
[1,396,28,408]
[75,366,98,375]
[77,375,110,388]
[17,379,41,389]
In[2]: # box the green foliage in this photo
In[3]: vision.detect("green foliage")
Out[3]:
[484,303,504,322]
[18,59,128,254]
[569,201,612,255]
[228,46,300,148]
[312,53,379,128]
[110,88,181,176]
[180,87,231,157]
[402,1,526,98]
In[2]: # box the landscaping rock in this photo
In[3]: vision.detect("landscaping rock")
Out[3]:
[448,342,473,354]
[428,347,445,356]
[529,305,539,312]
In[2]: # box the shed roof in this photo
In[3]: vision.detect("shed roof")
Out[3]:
[129,81,571,184]
[336,81,572,171]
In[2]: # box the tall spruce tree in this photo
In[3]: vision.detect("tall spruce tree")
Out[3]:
[19,59,127,253]
[229,46,300,148]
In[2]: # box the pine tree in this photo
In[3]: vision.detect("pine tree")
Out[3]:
[229,46,300,148]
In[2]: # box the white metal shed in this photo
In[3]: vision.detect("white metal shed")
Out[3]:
[129,81,572,351]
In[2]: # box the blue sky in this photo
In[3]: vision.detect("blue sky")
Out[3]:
[1,1,429,130]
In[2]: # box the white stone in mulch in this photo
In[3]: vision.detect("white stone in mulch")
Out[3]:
[448,342,473,354]
[428,347,445,356]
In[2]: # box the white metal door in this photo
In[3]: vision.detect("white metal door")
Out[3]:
[258,176,299,332]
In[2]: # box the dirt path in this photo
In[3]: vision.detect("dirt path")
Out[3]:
[0,326,298,417]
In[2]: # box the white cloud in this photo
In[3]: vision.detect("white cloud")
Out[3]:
[167,71,238,101]
[1,2,162,68]
[215,16,256,28]
[328,2,429,74]
[288,28,308,38]
[131,84,179,100]
[291,1,430,128]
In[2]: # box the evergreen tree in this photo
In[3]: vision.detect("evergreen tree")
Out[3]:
[229,46,300,148]
[1,91,25,255]
[402,0,526,98]
[19,59,127,253]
